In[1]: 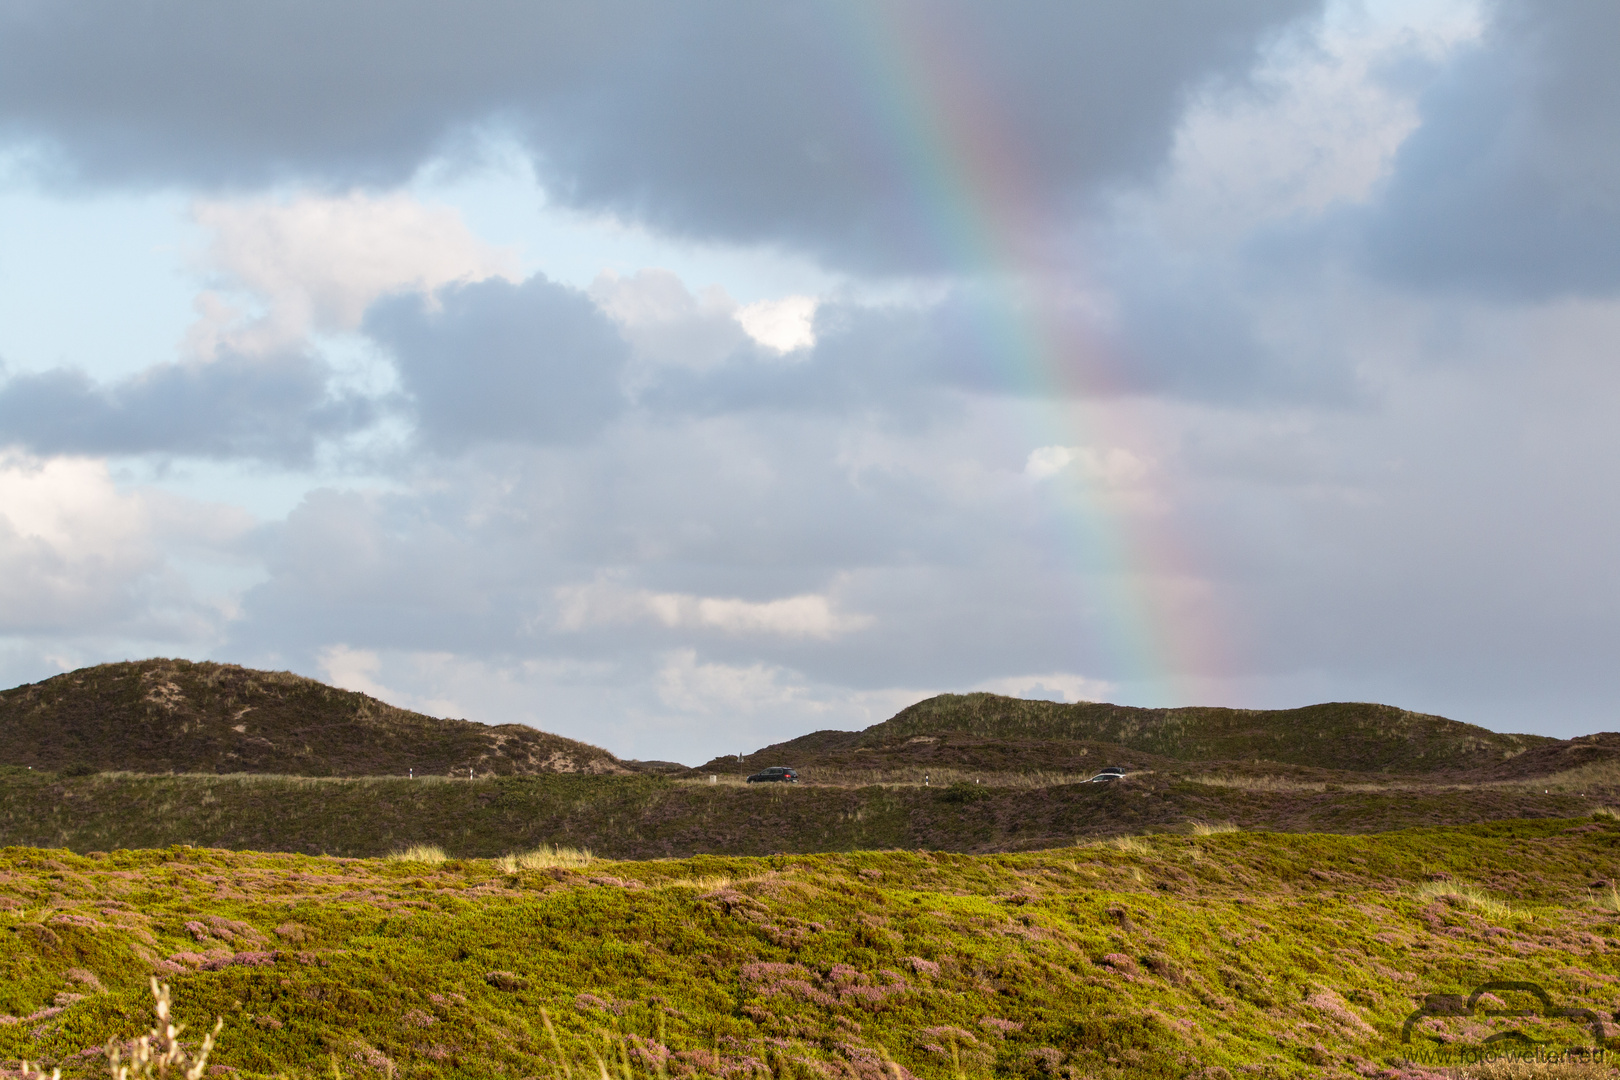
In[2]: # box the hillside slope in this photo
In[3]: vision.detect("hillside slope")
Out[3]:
[0,659,627,777]
[701,693,1559,776]
[869,694,1556,772]
[0,769,1604,858]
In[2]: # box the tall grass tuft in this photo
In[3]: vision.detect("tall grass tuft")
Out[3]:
[1591,884,1620,914]
[1107,835,1149,854]
[385,843,449,864]
[23,977,222,1080]
[1411,879,1520,922]
[1189,820,1240,836]
[496,844,592,872]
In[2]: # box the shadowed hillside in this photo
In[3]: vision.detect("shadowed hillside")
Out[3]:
[699,693,1565,777]
[869,693,1557,772]
[0,768,1606,858]
[0,659,628,777]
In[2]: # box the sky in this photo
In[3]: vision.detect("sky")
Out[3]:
[2,0,1618,764]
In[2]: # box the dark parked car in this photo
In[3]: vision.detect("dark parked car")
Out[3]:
[747,766,799,783]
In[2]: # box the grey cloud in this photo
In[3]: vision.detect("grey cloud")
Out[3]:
[224,408,1087,686]
[521,1,1321,272]
[1353,0,1620,298]
[0,349,372,463]
[364,274,630,450]
[0,1,1320,272]
[588,269,756,373]
[0,1,593,188]
[639,300,955,417]
[645,277,1346,418]
[1104,250,1364,405]
[231,485,541,657]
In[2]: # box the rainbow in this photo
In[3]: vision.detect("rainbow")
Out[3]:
[837,1,1226,702]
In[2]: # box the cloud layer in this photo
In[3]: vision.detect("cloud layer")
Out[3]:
[0,1,1319,271]
[5,0,1620,762]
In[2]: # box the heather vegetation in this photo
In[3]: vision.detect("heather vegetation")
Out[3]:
[2,819,1619,1078]
[7,662,1620,1077]
[0,768,1606,859]
[699,695,1571,779]
[0,661,626,778]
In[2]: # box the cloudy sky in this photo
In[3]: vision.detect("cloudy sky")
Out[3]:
[2,0,1617,762]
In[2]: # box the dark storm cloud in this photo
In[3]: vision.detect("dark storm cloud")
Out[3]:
[364,274,630,450]
[0,350,372,463]
[1354,0,1620,299]
[0,0,1320,272]
[519,1,1321,272]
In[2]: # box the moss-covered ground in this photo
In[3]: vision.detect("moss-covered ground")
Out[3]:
[3,819,1620,1077]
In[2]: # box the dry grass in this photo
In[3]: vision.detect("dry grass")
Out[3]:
[1590,884,1620,914]
[98,771,460,785]
[495,844,593,872]
[1410,879,1521,922]
[1456,1064,1615,1080]
[673,774,753,787]
[653,874,764,892]
[22,978,223,1080]
[1187,773,1429,794]
[385,843,449,864]
[1188,820,1240,836]
[1106,835,1150,855]
[1503,758,1620,792]
[763,768,1112,789]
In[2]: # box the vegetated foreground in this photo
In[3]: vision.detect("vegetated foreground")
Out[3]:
[3,819,1620,1079]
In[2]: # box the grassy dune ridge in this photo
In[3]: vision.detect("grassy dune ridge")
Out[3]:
[0,659,627,777]
[856,695,1555,772]
[0,769,1606,859]
[2,820,1619,1078]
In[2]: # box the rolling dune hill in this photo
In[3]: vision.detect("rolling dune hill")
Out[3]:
[0,659,628,777]
[697,693,1579,781]
[865,693,1557,772]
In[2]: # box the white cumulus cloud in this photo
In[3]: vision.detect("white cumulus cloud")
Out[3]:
[972,672,1115,704]
[555,579,870,639]
[187,192,519,356]
[735,295,818,353]
[0,452,252,635]
[655,649,806,715]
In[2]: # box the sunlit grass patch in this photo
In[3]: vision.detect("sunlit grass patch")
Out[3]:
[1188,820,1240,836]
[1589,883,1620,914]
[1410,879,1522,922]
[495,844,593,871]
[1188,772,1330,792]
[385,843,449,863]
[650,873,771,893]
[1107,835,1150,854]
